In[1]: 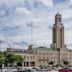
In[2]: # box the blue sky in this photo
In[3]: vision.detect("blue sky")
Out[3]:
[0,0,72,51]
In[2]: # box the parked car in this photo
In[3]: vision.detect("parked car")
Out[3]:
[59,68,72,72]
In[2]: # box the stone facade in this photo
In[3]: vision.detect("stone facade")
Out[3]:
[7,13,72,67]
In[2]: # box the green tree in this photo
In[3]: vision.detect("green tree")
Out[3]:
[55,64,62,67]
[39,65,43,69]
[15,55,24,63]
[2,51,24,67]
[49,61,54,67]
[3,51,9,57]
[63,60,69,66]
[15,55,24,67]
[5,53,16,66]
[0,52,5,68]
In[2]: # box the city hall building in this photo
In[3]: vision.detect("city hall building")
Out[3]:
[7,13,72,67]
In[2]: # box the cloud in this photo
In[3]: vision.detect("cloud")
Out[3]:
[53,0,67,5]
[0,10,6,17]
[0,34,5,41]
[15,7,32,15]
[38,0,53,7]
[70,0,72,4]
[13,41,28,46]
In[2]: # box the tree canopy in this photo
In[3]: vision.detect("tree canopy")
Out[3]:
[0,51,24,67]
[15,55,24,63]
[63,60,69,65]
[49,61,54,65]
[0,52,5,65]
[5,53,16,64]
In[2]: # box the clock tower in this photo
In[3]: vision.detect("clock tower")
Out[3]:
[51,13,66,49]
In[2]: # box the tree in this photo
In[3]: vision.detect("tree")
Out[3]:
[49,61,54,67]
[0,52,5,68]
[5,53,16,66]
[63,60,69,66]
[0,51,24,67]
[3,51,9,57]
[39,65,43,69]
[55,64,62,67]
[15,55,24,67]
[15,55,24,63]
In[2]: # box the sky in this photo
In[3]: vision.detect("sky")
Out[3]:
[0,0,72,51]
